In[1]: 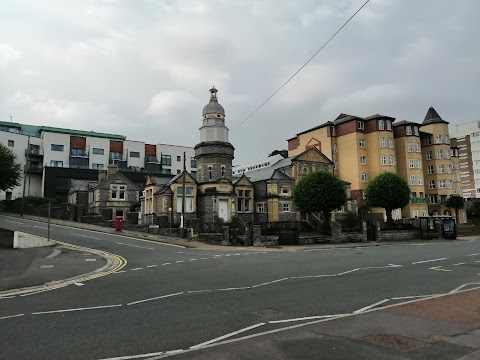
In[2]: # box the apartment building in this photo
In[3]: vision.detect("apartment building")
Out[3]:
[287,107,465,221]
[0,121,195,201]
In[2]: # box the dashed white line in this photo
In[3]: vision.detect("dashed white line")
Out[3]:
[0,296,15,300]
[176,260,185,263]
[412,258,448,265]
[34,226,48,230]
[200,258,209,260]
[146,265,157,268]
[467,253,480,257]
[127,292,183,306]
[162,263,171,265]
[114,270,126,274]
[189,259,198,261]
[5,219,24,225]
[74,283,84,286]
[71,234,101,240]
[32,304,122,315]
[131,268,143,271]
[251,278,288,288]
[40,265,54,269]
[354,299,390,313]
[190,323,266,349]
[85,259,97,262]
[337,269,359,276]
[0,313,24,320]
[116,242,154,250]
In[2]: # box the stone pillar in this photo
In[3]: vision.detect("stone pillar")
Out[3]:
[222,226,230,246]
[361,221,368,242]
[375,221,381,242]
[252,224,262,246]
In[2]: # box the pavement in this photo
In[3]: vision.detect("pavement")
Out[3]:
[2,213,480,359]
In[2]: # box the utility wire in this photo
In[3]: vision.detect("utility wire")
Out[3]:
[231,0,370,133]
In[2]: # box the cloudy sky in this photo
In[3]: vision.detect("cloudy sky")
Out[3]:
[1,0,479,164]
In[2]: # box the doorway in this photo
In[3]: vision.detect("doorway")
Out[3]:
[218,200,228,222]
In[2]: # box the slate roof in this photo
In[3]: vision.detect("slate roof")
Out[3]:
[69,179,99,192]
[246,167,293,182]
[422,106,449,125]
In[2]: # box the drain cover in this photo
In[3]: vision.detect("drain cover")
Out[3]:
[361,333,429,352]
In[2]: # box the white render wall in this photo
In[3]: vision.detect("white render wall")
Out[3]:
[0,131,28,200]
[125,140,145,168]
[157,144,195,174]
[42,132,70,168]
[86,137,110,169]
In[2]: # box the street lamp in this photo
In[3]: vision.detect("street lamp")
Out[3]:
[168,207,172,238]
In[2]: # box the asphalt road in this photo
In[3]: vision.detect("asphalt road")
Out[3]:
[1,214,480,359]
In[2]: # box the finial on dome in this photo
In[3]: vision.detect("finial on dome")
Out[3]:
[209,86,218,101]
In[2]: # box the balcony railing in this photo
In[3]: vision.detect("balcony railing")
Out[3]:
[70,149,89,157]
[145,156,159,164]
[26,164,43,173]
[410,198,427,204]
[26,148,44,157]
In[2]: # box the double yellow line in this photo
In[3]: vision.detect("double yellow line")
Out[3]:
[0,241,127,297]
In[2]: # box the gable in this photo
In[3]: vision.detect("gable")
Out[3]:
[170,172,197,185]
[305,137,321,152]
[94,172,139,191]
[234,175,253,187]
[292,147,333,165]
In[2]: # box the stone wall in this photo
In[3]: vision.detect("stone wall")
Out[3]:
[376,228,421,242]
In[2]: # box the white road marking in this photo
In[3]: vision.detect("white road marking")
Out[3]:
[114,270,126,274]
[146,265,157,268]
[131,268,143,271]
[337,269,359,276]
[354,299,390,313]
[40,265,54,268]
[392,294,441,300]
[98,351,167,360]
[116,242,154,250]
[20,288,57,297]
[0,313,24,320]
[32,304,122,315]
[71,233,101,240]
[74,282,84,286]
[127,292,183,306]
[218,287,251,291]
[176,260,185,263]
[187,289,212,294]
[190,323,266,349]
[412,257,448,265]
[467,253,480,256]
[251,278,288,288]
[162,263,171,265]
[200,258,209,260]
[429,266,452,272]
[46,249,62,259]
[269,314,348,323]
[0,296,15,300]
[289,274,336,279]
[34,226,48,230]
[85,259,97,262]
[453,263,465,266]
[189,259,198,261]
[5,220,24,225]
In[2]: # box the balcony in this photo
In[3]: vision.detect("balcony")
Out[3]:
[410,198,427,204]
[26,148,44,157]
[26,164,43,173]
[145,156,159,164]
[70,149,89,158]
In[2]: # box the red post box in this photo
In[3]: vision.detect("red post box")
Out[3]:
[115,216,122,231]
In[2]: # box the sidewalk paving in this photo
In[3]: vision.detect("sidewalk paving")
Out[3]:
[171,288,480,360]
[2,212,478,252]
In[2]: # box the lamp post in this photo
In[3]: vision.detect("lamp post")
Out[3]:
[168,207,172,238]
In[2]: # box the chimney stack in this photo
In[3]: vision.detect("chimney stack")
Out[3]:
[107,164,118,178]
[98,170,107,182]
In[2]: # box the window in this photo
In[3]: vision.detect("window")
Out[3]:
[439,180,446,188]
[426,151,432,160]
[448,180,453,188]
[407,143,413,152]
[440,195,447,204]
[51,144,64,152]
[111,185,126,200]
[190,158,197,168]
[409,159,414,168]
[416,159,422,169]
[221,165,225,177]
[358,121,364,130]
[379,137,385,148]
[386,121,392,131]
[281,188,290,196]
[359,139,366,148]
[446,150,451,159]
[92,148,104,155]
[437,150,443,159]
[236,189,252,213]
[389,155,395,165]
[92,163,103,170]
[414,127,419,136]
[429,180,436,189]
[50,160,63,167]
[410,175,415,185]
[378,120,384,130]
[429,195,437,204]
[361,173,368,182]
[332,143,337,153]
[415,143,420,152]
[422,209,428,216]
[176,186,194,213]
[334,160,338,169]
[381,155,387,165]
[257,203,265,213]
[412,210,419,218]
[282,202,291,212]
[5,191,12,200]
[177,155,181,162]
[435,134,442,144]
[331,126,336,136]
[427,166,434,174]
[425,137,432,145]
[208,166,213,180]
[406,126,412,135]
[130,151,140,158]
[110,151,122,161]
[161,154,172,166]
[438,164,445,173]
[177,169,181,174]
[418,175,423,185]
[7,140,14,147]
[388,138,393,148]
[360,156,367,165]
[453,187,457,194]
[445,135,450,144]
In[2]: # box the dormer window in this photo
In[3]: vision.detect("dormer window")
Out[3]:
[386,121,392,131]
[414,127,419,136]
[331,126,336,136]
[406,126,412,135]
[378,120,384,130]
[358,121,364,130]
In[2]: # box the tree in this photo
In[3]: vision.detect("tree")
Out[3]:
[0,143,22,192]
[467,200,480,223]
[269,149,288,158]
[365,172,410,224]
[445,195,464,222]
[294,170,347,235]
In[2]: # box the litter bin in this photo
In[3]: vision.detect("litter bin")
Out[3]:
[278,230,299,245]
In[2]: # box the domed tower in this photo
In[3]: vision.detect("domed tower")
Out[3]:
[195,87,235,183]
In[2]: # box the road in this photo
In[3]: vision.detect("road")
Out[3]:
[1,214,480,359]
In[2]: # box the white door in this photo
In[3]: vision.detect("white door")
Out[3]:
[218,200,228,222]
